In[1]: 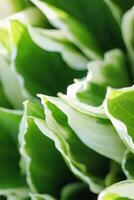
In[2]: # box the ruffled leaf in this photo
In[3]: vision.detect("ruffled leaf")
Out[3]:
[29,27,88,70]
[19,100,74,198]
[65,49,130,107]
[104,86,134,153]
[39,95,113,193]
[10,20,86,96]
[40,95,126,163]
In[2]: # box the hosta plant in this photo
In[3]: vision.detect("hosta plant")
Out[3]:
[0,0,134,199]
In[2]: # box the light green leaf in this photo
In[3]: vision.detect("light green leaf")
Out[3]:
[98,180,134,200]
[0,0,26,19]
[20,100,74,197]
[0,55,30,109]
[0,6,48,52]
[0,28,10,52]
[104,86,134,153]
[5,7,46,27]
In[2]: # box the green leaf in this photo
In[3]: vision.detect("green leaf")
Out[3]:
[20,100,74,198]
[0,107,25,189]
[61,182,96,200]
[103,0,134,27]
[122,150,134,179]
[10,20,86,96]
[39,95,112,193]
[29,27,88,70]
[104,86,134,153]
[31,0,103,59]
[42,95,126,163]
[98,180,134,200]
[105,161,125,187]
[31,0,123,53]
[65,49,130,107]
[0,81,12,108]
[110,0,134,13]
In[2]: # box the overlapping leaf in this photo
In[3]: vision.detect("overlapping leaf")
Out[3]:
[0,0,134,200]
[64,49,130,107]
[37,95,110,193]
[98,180,134,200]
[42,94,126,163]
[105,86,134,153]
